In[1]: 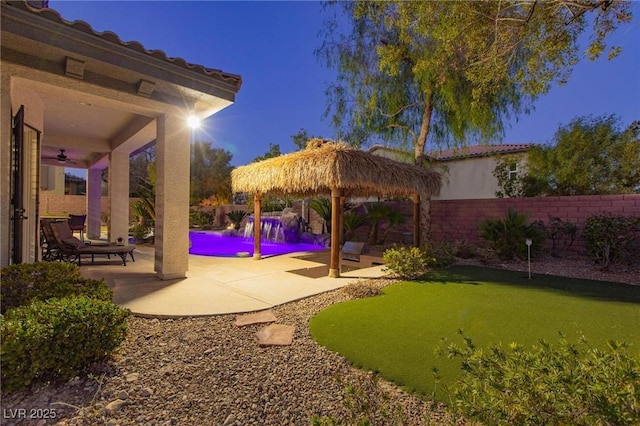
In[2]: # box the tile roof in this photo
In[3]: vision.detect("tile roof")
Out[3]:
[368,143,534,162]
[427,144,534,161]
[8,1,242,89]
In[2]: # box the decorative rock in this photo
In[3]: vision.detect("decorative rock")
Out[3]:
[235,310,277,327]
[255,324,296,346]
[141,387,153,397]
[223,414,236,426]
[118,390,129,400]
[105,399,126,415]
[124,373,139,382]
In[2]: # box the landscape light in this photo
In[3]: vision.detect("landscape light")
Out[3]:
[187,115,200,129]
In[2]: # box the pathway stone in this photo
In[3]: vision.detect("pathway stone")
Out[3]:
[255,324,295,346]
[234,309,277,327]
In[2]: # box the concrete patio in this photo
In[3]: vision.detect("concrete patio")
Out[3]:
[79,245,386,318]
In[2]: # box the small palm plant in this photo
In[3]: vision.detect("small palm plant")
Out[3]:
[365,202,393,245]
[310,198,332,233]
[343,211,367,242]
[226,210,248,230]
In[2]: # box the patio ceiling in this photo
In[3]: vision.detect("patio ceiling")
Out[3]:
[3,1,242,171]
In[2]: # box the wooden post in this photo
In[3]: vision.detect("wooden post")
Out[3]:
[253,193,262,260]
[412,193,420,247]
[339,196,346,244]
[329,188,342,277]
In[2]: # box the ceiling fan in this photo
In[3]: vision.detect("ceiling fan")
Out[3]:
[43,149,77,165]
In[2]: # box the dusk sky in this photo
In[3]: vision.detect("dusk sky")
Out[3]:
[51,1,640,167]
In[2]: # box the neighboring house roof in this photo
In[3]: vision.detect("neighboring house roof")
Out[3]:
[368,143,534,163]
[64,173,86,183]
[427,144,534,161]
[4,1,242,91]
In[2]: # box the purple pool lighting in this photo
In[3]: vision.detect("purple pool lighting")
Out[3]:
[188,231,325,257]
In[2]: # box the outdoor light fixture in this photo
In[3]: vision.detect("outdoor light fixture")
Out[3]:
[525,238,532,279]
[187,115,200,129]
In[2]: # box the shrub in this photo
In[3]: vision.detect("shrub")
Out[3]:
[189,210,215,229]
[311,372,414,426]
[423,240,457,268]
[342,281,382,299]
[453,239,478,259]
[440,332,640,425]
[479,208,547,260]
[130,222,151,242]
[383,246,432,279]
[0,262,113,314]
[547,216,577,257]
[583,214,640,269]
[1,296,130,392]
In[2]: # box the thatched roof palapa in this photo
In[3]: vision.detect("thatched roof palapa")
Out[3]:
[232,140,441,198]
[231,139,442,278]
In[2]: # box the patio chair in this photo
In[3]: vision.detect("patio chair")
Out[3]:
[49,221,135,266]
[68,214,86,240]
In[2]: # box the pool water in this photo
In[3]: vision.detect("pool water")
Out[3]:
[188,231,325,257]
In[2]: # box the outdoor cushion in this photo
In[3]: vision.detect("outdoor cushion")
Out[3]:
[62,236,86,248]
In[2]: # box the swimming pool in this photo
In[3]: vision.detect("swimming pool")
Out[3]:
[188,231,325,257]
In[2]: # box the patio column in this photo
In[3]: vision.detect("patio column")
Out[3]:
[412,193,420,247]
[155,114,190,280]
[253,193,261,260]
[86,168,102,240]
[108,151,129,243]
[329,188,342,278]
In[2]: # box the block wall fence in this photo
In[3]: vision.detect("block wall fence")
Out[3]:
[41,193,640,255]
[430,194,640,254]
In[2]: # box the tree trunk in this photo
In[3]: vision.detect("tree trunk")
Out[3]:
[414,90,434,246]
[414,90,434,162]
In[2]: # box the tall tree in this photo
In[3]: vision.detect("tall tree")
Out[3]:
[291,128,320,150]
[190,140,234,205]
[317,1,632,161]
[251,143,282,162]
[129,144,155,197]
[526,116,640,195]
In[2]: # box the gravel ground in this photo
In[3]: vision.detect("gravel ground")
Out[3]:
[1,278,456,426]
[2,257,636,426]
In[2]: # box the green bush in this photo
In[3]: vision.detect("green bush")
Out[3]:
[130,223,151,242]
[0,262,113,314]
[423,240,457,268]
[583,214,640,269]
[479,208,547,260]
[440,332,640,425]
[547,216,577,257]
[1,296,130,392]
[383,246,432,279]
[189,210,215,229]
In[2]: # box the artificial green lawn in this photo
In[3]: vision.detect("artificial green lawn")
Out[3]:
[309,265,640,401]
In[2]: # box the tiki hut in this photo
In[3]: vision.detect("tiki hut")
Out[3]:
[231,139,441,277]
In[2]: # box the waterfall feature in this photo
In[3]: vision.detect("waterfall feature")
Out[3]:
[243,217,285,243]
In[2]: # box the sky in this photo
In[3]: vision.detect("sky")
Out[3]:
[51,1,640,167]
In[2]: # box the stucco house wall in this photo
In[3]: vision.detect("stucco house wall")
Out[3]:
[368,144,532,200]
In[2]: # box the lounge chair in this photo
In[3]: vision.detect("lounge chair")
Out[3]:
[48,221,135,266]
[40,218,66,261]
